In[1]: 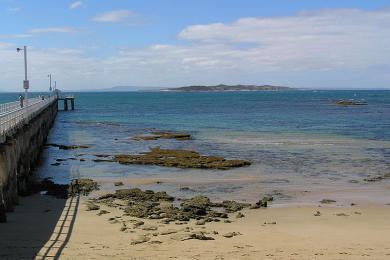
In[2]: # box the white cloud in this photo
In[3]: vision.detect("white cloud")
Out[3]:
[0,34,32,39]
[28,27,79,34]
[91,10,136,23]
[1,8,390,90]
[69,1,83,9]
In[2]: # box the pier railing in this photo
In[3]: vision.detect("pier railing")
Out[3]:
[0,95,57,143]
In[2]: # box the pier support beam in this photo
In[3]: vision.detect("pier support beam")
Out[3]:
[64,100,68,111]
[71,99,74,110]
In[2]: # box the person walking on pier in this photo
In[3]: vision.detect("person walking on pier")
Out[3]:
[18,94,24,108]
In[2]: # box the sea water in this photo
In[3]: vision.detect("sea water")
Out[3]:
[1,90,390,205]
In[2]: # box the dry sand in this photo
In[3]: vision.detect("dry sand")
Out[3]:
[1,194,390,260]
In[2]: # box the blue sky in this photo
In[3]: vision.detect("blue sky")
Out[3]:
[1,0,390,91]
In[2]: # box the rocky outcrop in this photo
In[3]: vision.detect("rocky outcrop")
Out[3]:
[132,131,191,141]
[113,147,251,170]
[94,188,271,223]
[0,101,57,222]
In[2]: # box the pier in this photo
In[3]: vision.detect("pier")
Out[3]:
[58,95,75,111]
[0,94,73,222]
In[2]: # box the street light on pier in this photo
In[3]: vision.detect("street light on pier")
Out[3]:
[16,46,29,104]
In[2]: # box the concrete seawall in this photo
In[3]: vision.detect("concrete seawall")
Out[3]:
[0,100,58,222]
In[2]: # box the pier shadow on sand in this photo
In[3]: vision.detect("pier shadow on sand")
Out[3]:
[0,193,79,260]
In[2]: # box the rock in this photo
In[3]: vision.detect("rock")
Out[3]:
[120,223,127,232]
[320,199,336,204]
[149,240,162,244]
[224,220,232,223]
[189,231,214,240]
[108,218,120,224]
[171,232,214,241]
[46,143,90,150]
[113,147,251,170]
[181,196,210,216]
[160,229,179,235]
[195,219,206,225]
[213,200,251,213]
[364,172,390,182]
[132,132,191,141]
[132,220,145,228]
[236,212,245,218]
[223,232,241,238]
[314,211,321,217]
[142,225,158,231]
[51,162,61,166]
[336,213,349,217]
[113,188,174,202]
[69,179,99,196]
[252,196,273,208]
[85,202,100,211]
[97,210,110,216]
[131,235,151,245]
[114,181,124,186]
[333,100,367,106]
[94,154,111,158]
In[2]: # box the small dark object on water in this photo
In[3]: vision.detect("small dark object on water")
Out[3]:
[320,199,336,204]
[114,181,124,186]
[363,172,390,182]
[46,143,90,150]
[333,99,367,106]
[51,162,61,166]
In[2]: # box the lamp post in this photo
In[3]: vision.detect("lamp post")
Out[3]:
[48,74,52,92]
[16,46,29,104]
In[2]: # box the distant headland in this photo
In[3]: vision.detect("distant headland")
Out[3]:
[162,84,292,92]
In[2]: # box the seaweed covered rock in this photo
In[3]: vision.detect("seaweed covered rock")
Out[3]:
[180,196,211,216]
[213,200,251,213]
[104,188,174,202]
[69,179,99,196]
[113,147,251,170]
[132,131,191,141]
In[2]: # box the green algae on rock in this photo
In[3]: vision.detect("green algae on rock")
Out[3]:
[113,147,251,170]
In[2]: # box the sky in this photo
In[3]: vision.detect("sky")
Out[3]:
[1,0,390,91]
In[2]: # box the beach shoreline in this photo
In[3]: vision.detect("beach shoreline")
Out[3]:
[1,187,390,260]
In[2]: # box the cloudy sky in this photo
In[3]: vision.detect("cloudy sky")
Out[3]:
[0,0,390,91]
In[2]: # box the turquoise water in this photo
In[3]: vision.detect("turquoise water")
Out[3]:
[1,90,390,204]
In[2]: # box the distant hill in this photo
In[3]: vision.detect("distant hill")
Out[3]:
[163,84,292,92]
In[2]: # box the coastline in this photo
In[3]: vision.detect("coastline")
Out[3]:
[1,192,390,259]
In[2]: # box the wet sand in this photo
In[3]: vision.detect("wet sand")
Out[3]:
[1,193,390,259]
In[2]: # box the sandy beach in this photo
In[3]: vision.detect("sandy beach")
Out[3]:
[1,191,390,260]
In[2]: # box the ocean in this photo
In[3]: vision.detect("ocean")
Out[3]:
[1,90,390,205]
